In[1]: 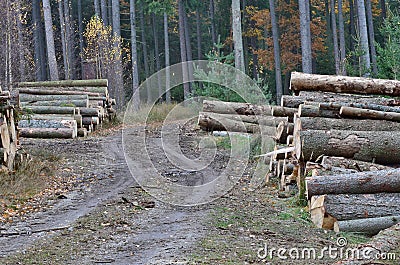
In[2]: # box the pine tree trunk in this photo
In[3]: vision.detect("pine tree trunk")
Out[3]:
[232,0,245,72]
[111,0,124,107]
[209,0,217,45]
[299,0,312,73]
[130,0,140,110]
[64,0,74,79]
[152,13,162,99]
[196,8,202,60]
[58,0,69,79]
[42,0,59,81]
[94,0,100,16]
[183,6,194,91]
[164,12,171,104]
[338,0,346,75]
[33,0,47,81]
[101,0,108,25]
[178,0,190,101]
[139,2,151,103]
[331,0,340,74]
[365,0,378,75]
[16,1,26,81]
[357,0,371,75]
[78,0,84,79]
[269,0,283,103]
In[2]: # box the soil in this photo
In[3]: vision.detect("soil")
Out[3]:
[0,120,394,264]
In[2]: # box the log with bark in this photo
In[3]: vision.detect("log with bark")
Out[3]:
[80,107,100,116]
[19,88,101,97]
[198,111,263,133]
[28,114,83,128]
[271,106,297,118]
[340,106,400,122]
[334,216,400,235]
[320,156,392,172]
[198,111,287,126]
[21,99,89,108]
[20,86,108,96]
[18,119,78,138]
[23,106,77,115]
[319,101,400,113]
[19,94,89,102]
[306,168,400,198]
[19,128,76,139]
[18,79,108,87]
[202,100,272,115]
[281,91,400,108]
[294,129,400,164]
[298,104,340,118]
[290,72,400,96]
[297,116,400,131]
[310,193,400,228]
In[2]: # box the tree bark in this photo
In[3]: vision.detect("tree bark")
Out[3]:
[196,8,202,60]
[130,0,140,110]
[203,100,272,115]
[295,129,400,164]
[269,0,283,102]
[164,12,171,104]
[42,0,59,80]
[20,86,108,96]
[298,104,340,118]
[340,106,400,122]
[319,101,400,113]
[58,0,69,79]
[178,0,190,101]
[183,6,194,89]
[290,72,400,96]
[209,0,217,45]
[19,79,108,87]
[29,114,83,128]
[101,0,108,25]
[321,156,392,172]
[139,1,151,103]
[77,0,84,78]
[232,0,245,72]
[19,88,101,97]
[299,0,312,73]
[271,106,297,118]
[281,92,400,108]
[198,112,262,133]
[357,0,371,74]
[298,117,400,131]
[21,100,88,108]
[94,0,100,16]
[111,0,124,107]
[64,0,75,79]
[306,169,400,198]
[26,106,77,115]
[152,13,163,99]
[20,94,88,102]
[365,0,378,75]
[331,0,340,75]
[199,112,285,126]
[33,0,47,81]
[334,216,400,235]
[80,108,100,116]
[19,128,76,139]
[338,0,346,75]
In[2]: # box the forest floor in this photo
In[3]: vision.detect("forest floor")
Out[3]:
[0,118,393,264]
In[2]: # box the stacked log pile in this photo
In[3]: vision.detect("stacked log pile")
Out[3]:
[17,79,116,138]
[0,88,19,171]
[275,72,400,235]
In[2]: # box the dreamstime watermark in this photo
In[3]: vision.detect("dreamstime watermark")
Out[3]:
[257,237,397,261]
[122,60,273,206]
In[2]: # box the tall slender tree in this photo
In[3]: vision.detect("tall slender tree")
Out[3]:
[58,0,69,79]
[196,7,202,60]
[42,0,59,80]
[139,1,151,103]
[64,0,74,79]
[101,0,108,25]
[209,0,217,45]
[331,0,340,74]
[338,0,347,75]
[232,0,245,72]
[365,0,378,75]
[111,0,124,106]
[33,0,47,81]
[299,0,312,73]
[164,12,171,103]
[152,13,162,99]
[269,0,283,102]
[357,0,371,75]
[94,0,100,16]
[77,0,84,78]
[130,0,140,109]
[178,0,190,101]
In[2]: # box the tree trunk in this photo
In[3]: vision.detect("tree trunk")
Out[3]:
[19,88,101,97]
[290,72,400,96]
[139,1,151,103]
[152,13,162,99]
[198,112,262,133]
[335,216,400,236]
[310,193,400,229]
[232,0,245,72]
[318,101,400,113]
[281,92,400,108]
[19,86,107,96]
[299,0,312,73]
[306,169,400,198]
[298,117,400,131]
[295,129,400,164]
[19,128,76,139]
[203,100,272,115]
[380,0,387,20]
[199,112,285,126]
[164,12,171,104]
[183,5,194,91]
[196,8,202,60]
[25,106,77,115]
[298,104,340,118]
[21,100,89,108]
[271,106,298,118]
[64,0,74,79]
[80,108,100,116]
[337,0,346,75]
[330,0,340,75]
[33,0,47,81]
[58,0,69,79]
[365,0,378,75]
[340,106,400,122]
[130,0,140,109]
[269,0,283,103]
[209,0,217,45]
[321,156,392,172]
[101,0,108,25]
[357,0,371,75]
[42,0,59,80]
[77,0,84,78]
[111,0,124,107]
[178,0,190,101]
[19,79,108,87]
[16,1,26,81]
[94,0,100,16]
[20,94,88,102]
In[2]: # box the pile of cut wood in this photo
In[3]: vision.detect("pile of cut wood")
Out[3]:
[0,87,19,171]
[16,79,116,138]
[198,72,400,235]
